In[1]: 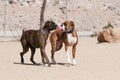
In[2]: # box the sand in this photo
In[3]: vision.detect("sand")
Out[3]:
[0,37,120,80]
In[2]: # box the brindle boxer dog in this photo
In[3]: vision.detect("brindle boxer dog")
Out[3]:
[20,20,58,67]
[50,21,78,65]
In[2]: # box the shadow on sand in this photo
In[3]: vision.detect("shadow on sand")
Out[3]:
[14,62,74,67]
[14,62,42,66]
[52,62,74,67]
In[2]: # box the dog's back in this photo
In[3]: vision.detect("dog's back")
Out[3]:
[21,30,40,48]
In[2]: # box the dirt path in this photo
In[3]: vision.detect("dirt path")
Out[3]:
[0,37,120,80]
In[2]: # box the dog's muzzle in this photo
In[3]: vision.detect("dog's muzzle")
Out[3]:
[51,24,58,30]
[66,27,74,33]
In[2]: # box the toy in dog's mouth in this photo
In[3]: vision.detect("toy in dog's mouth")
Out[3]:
[57,26,63,30]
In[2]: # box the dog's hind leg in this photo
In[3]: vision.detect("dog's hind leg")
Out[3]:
[65,46,71,64]
[20,47,29,64]
[56,40,63,51]
[30,46,36,64]
[51,50,56,64]
[51,40,57,64]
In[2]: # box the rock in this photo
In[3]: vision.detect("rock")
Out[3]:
[97,28,120,43]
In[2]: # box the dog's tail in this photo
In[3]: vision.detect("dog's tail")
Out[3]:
[22,29,25,34]
[20,29,26,41]
[20,29,28,48]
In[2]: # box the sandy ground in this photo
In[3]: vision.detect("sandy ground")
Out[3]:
[0,37,120,80]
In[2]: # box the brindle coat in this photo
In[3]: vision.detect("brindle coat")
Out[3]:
[20,20,57,67]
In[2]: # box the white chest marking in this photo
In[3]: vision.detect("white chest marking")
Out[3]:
[61,24,65,30]
[67,34,77,46]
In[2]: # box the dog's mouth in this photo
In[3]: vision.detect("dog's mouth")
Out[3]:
[61,26,74,33]
[61,24,74,33]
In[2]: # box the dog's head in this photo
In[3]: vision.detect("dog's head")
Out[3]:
[61,21,75,33]
[44,20,58,31]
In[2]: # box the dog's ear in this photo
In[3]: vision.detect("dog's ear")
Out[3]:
[45,20,50,27]
[61,22,66,30]
[70,21,75,28]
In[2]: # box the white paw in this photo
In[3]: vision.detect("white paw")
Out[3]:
[67,59,71,64]
[72,59,76,65]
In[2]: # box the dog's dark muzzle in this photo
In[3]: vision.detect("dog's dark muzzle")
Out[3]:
[51,24,58,30]
[64,27,74,33]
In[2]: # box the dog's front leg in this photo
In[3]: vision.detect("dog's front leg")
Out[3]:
[40,48,51,67]
[65,46,71,64]
[72,45,76,65]
[40,48,45,65]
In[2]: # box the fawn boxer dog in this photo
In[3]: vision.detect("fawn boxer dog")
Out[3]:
[20,20,58,67]
[50,21,78,65]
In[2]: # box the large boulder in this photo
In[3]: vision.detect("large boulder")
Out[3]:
[97,28,120,43]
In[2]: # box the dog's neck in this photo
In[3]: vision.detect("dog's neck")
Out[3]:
[42,28,49,35]
[68,27,74,33]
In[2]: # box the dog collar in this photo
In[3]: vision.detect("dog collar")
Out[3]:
[67,27,74,33]
[43,28,49,35]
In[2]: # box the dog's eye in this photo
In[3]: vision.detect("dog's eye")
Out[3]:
[64,23,67,26]
[71,23,74,27]
[71,23,74,26]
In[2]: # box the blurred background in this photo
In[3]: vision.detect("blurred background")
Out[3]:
[0,0,120,40]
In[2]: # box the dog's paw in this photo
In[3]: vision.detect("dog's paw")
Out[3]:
[42,63,51,67]
[72,59,76,65]
[51,59,56,64]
